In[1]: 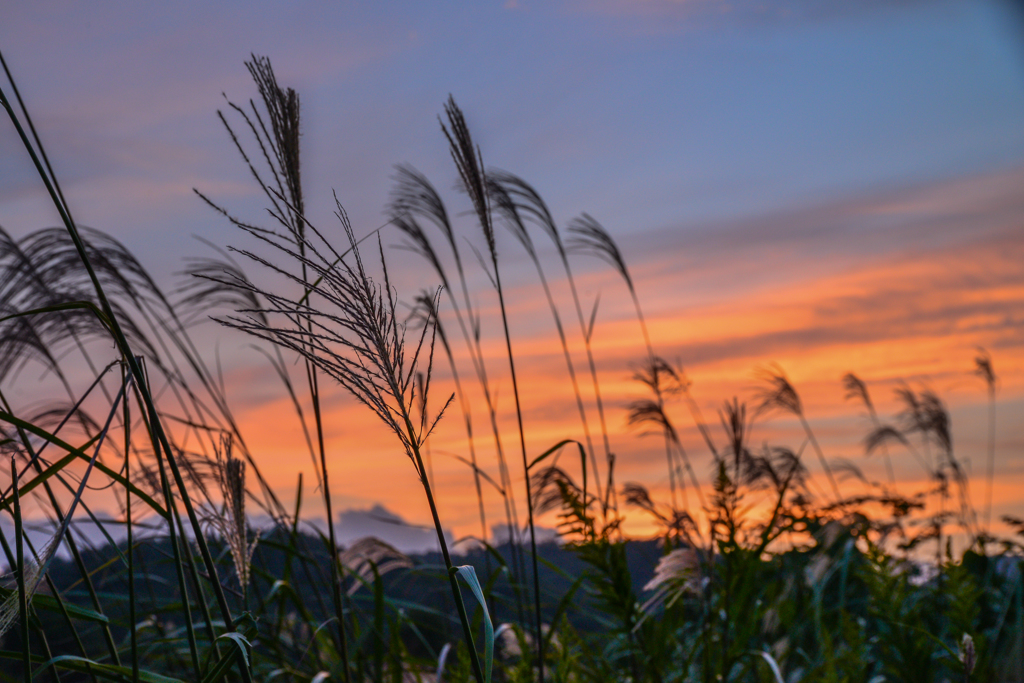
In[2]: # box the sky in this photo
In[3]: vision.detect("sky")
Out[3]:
[2,0,1024,550]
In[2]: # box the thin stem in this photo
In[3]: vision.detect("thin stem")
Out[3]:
[559,250,615,514]
[493,273,545,680]
[2,74,252,682]
[311,367,353,682]
[13,458,31,683]
[407,421,485,683]
[124,366,139,683]
[799,414,842,505]
[984,383,996,532]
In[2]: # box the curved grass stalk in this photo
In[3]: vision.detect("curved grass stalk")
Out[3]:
[489,173,620,517]
[390,166,526,609]
[209,56,354,678]
[843,372,896,487]
[756,364,842,506]
[487,173,604,514]
[411,293,489,546]
[569,215,684,517]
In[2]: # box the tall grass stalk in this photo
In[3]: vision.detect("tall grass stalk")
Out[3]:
[488,172,605,513]
[11,458,29,683]
[757,364,843,505]
[441,97,545,680]
[844,372,896,486]
[569,215,687,517]
[627,361,708,512]
[207,55,355,678]
[410,293,492,548]
[1,56,253,682]
[494,176,621,516]
[392,200,494,547]
[123,365,139,683]
[390,166,527,600]
[975,349,996,533]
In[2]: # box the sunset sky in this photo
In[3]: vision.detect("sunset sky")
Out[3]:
[2,0,1023,549]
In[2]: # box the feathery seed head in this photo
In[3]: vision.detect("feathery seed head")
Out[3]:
[842,372,873,414]
[567,214,632,292]
[974,347,995,391]
[210,435,258,596]
[756,364,802,417]
[959,633,976,674]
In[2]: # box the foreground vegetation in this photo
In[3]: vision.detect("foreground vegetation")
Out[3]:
[1,53,1022,682]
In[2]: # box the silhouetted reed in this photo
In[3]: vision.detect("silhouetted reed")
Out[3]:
[441,97,546,682]
[844,371,896,486]
[2,50,259,681]
[206,190,486,680]
[975,348,997,533]
[391,164,528,614]
[488,172,605,514]
[756,363,843,505]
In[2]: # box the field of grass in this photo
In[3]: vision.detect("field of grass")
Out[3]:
[1,54,1022,682]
